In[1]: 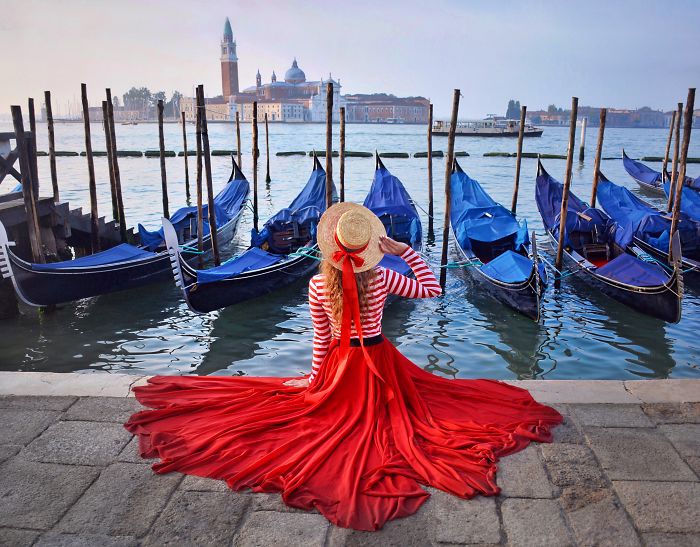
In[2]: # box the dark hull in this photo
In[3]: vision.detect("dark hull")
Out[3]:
[1,212,242,307]
[178,252,319,314]
[432,130,543,138]
[630,175,666,197]
[549,233,682,323]
[452,238,542,321]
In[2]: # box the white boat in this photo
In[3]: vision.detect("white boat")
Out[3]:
[432,117,543,137]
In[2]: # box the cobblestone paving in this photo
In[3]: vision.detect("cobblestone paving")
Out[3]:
[0,395,698,546]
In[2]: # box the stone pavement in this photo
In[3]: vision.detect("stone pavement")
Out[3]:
[0,373,698,546]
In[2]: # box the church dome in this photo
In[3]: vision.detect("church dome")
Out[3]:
[284,59,306,84]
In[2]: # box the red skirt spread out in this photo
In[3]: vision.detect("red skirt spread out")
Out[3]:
[124,338,562,531]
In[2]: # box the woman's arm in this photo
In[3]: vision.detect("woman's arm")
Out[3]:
[307,276,332,384]
[381,240,442,298]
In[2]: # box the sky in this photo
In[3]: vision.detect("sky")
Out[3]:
[0,0,698,119]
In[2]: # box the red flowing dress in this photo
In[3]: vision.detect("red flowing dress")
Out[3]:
[124,247,562,531]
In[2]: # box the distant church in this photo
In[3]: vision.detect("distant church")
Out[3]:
[182,17,429,124]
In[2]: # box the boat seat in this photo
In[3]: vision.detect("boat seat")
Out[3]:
[267,221,312,254]
[583,243,609,263]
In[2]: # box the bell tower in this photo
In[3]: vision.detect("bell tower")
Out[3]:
[221,17,239,97]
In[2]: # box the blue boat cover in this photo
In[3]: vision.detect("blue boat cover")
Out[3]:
[450,166,529,253]
[251,163,329,248]
[196,247,283,284]
[31,243,155,271]
[596,253,668,287]
[664,181,700,221]
[597,176,700,255]
[364,165,421,247]
[535,167,625,248]
[138,175,249,251]
[480,250,533,283]
[623,152,662,186]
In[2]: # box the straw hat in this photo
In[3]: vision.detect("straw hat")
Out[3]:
[317,202,386,273]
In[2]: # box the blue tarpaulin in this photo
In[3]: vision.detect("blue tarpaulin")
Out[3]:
[597,175,700,255]
[364,164,421,247]
[32,243,155,271]
[597,253,668,287]
[480,250,533,283]
[664,181,700,221]
[450,164,529,254]
[196,247,282,284]
[138,173,249,251]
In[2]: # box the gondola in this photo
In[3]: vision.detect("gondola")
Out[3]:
[0,157,249,306]
[449,160,545,321]
[367,155,422,275]
[535,161,682,323]
[622,149,699,196]
[165,154,423,313]
[165,155,333,313]
[666,180,700,222]
[596,173,700,276]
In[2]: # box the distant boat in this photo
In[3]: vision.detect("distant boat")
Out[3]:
[622,149,698,196]
[432,117,543,137]
[385,118,404,124]
[121,121,138,126]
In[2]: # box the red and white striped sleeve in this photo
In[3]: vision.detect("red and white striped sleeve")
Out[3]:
[308,276,332,384]
[384,247,442,298]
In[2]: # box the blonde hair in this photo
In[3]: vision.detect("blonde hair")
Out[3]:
[320,260,376,324]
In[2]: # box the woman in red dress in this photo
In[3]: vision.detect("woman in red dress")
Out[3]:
[124,202,562,531]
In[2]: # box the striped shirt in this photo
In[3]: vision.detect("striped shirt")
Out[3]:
[308,247,441,383]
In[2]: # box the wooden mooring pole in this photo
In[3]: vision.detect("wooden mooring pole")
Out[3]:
[669,88,696,259]
[554,96,579,283]
[510,105,527,214]
[181,111,191,201]
[662,110,676,182]
[264,113,271,184]
[198,85,220,266]
[339,106,345,202]
[252,101,259,233]
[106,88,127,242]
[235,111,242,169]
[666,102,683,212]
[80,83,100,252]
[439,89,460,289]
[11,105,43,263]
[157,99,169,219]
[325,82,334,209]
[590,108,607,208]
[427,103,434,237]
[27,98,39,197]
[578,116,587,162]
[102,100,119,224]
[44,91,59,202]
[195,88,204,268]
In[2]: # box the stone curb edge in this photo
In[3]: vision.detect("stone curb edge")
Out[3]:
[0,371,699,403]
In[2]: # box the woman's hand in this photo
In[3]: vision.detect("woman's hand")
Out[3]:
[379,236,409,256]
[283,378,310,388]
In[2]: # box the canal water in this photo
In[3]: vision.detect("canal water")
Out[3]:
[0,121,698,380]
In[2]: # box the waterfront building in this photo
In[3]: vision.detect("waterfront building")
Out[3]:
[344,94,430,123]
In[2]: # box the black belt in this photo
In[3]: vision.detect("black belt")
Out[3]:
[348,334,384,347]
